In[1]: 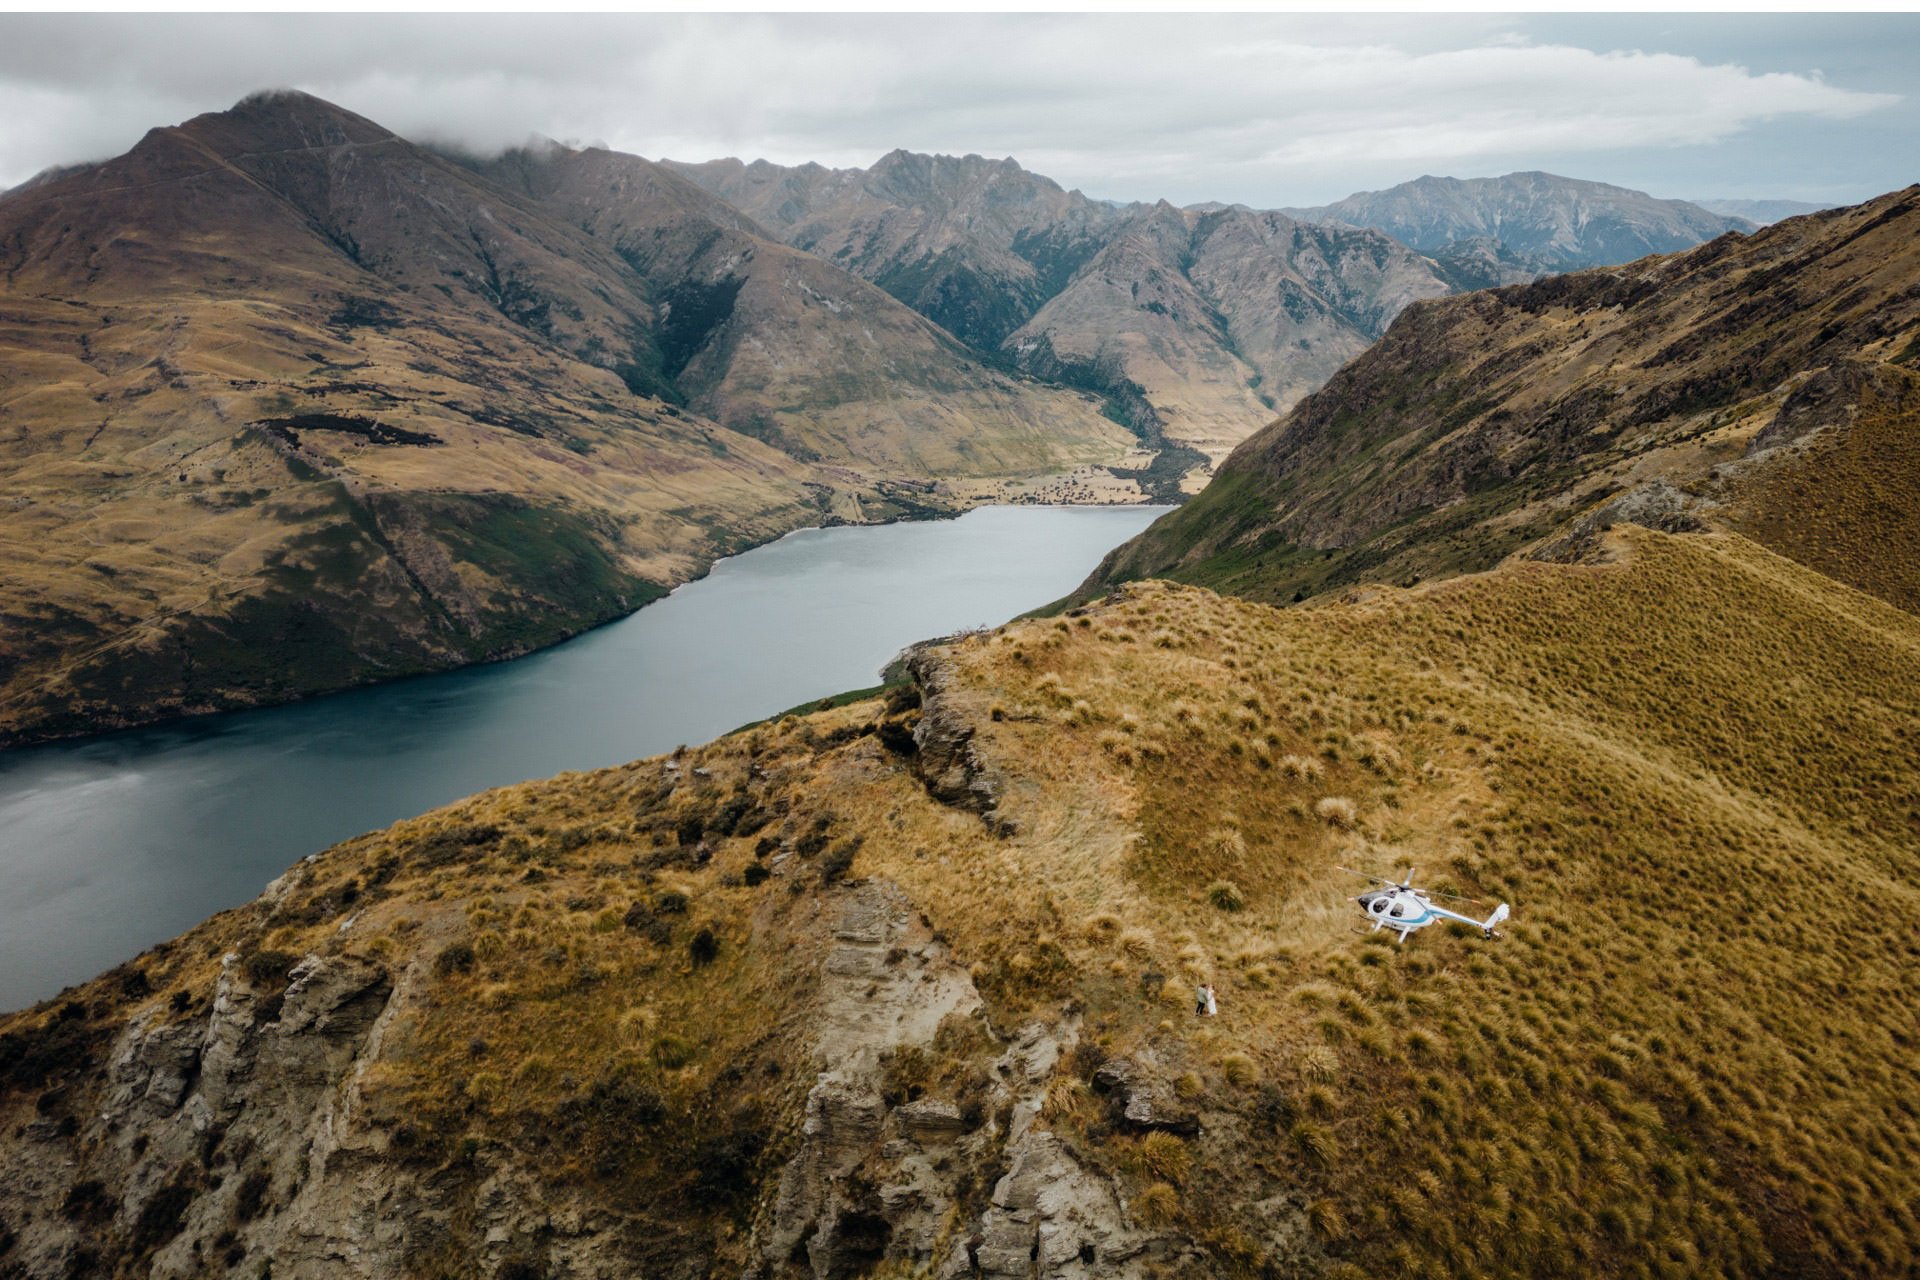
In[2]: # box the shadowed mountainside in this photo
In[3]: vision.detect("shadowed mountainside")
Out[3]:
[667,150,1124,354]
[1086,187,1920,610]
[472,141,1127,477]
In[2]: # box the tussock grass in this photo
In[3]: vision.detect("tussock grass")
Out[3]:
[864,534,1920,1276]
[10,526,1920,1276]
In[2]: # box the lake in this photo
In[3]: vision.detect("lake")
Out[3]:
[0,504,1165,1011]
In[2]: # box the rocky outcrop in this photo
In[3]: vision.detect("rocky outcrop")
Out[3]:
[965,1128,1156,1278]
[0,950,399,1279]
[754,883,1193,1279]
[1090,1057,1203,1136]
[758,882,982,1276]
[907,649,1010,831]
[1529,479,1714,564]
[1749,358,1919,454]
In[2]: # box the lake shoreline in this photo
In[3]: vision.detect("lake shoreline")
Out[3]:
[0,504,1171,1010]
[1,493,1175,757]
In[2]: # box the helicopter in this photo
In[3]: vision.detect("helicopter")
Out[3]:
[1338,867,1510,944]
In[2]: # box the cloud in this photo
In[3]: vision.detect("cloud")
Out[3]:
[0,14,1903,204]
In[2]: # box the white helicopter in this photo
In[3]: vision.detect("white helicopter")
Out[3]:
[1338,867,1510,944]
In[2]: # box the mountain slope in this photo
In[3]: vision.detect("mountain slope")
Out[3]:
[2,518,1917,1277]
[0,93,1132,746]
[672,152,1456,469]
[1283,171,1754,286]
[1007,202,1453,463]
[667,150,1123,353]
[1088,186,1920,609]
[479,143,1128,477]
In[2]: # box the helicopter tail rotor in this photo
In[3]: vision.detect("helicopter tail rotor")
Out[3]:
[1482,902,1511,939]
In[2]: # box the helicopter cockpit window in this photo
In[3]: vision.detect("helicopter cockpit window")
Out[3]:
[1370,899,1387,914]
[1390,901,1409,918]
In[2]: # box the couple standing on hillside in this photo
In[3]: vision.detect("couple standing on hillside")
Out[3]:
[1194,982,1217,1017]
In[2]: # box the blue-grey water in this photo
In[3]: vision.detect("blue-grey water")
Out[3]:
[0,504,1165,1011]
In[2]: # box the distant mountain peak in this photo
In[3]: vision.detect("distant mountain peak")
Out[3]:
[1692,196,1837,226]
[1283,170,1752,280]
[170,87,397,158]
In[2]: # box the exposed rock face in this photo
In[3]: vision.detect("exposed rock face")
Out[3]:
[1749,358,1918,454]
[756,883,1191,1280]
[907,648,1009,828]
[1529,479,1715,564]
[966,1127,1165,1279]
[0,951,398,1279]
[1090,1057,1202,1136]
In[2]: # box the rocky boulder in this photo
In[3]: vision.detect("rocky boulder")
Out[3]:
[1090,1057,1202,1136]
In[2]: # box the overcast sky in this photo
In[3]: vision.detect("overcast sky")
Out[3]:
[0,13,1912,207]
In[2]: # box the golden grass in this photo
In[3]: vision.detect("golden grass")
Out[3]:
[7,523,1919,1276]
[863,528,1920,1276]
[1729,398,1920,616]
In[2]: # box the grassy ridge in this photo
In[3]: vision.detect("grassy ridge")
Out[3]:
[915,531,1920,1277]
[7,525,1915,1275]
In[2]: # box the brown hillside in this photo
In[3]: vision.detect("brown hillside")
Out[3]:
[0,93,1132,745]
[483,143,1128,477]
[1088,187,1920,608]
[2,525,1916,1277]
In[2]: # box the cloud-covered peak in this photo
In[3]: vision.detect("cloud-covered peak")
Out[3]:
[0,14,1908,204]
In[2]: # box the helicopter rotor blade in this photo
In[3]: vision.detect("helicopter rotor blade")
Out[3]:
[1423,888,1487,905]
[1334,865,1396,887]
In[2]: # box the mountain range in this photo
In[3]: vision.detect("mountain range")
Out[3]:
[669,159,1759,463]
[3,68,1918,1279]
[1693,196,1836,224]
[1281,171,1754,288]
[2,179,1917,1278]
[0,92,1131,745]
